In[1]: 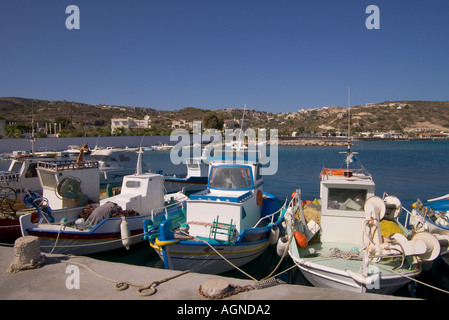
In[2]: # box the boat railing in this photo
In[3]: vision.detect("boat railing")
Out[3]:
[150,199,186,220]
[0,171,19,182]
[253,198,288,228]
[37,160,99,171]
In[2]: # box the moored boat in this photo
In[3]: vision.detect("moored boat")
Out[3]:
[89,147,149,186]
[20,149,187,255]
[286,145,441,294]
[144,149,287,274]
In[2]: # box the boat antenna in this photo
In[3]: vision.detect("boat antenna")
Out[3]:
[238,104,246,150]
[135,146,143,175]
[341,87,356,170]
[28,101,36,154]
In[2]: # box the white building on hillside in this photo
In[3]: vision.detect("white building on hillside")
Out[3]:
[111,116,151,134]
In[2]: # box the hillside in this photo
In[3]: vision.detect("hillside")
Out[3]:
[0,97,448,138]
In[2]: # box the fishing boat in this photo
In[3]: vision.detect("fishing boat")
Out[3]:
[0,145,92,239]
[89,147,149,186]
[144,149,287,274]
[409,197,449,266]
[151,143,173,151]
[285,145,441,294]
[162,155,208,193]
[20,149,187,255]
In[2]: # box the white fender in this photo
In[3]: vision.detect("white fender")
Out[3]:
[269,224,280,245]
[120,216,131,250]
[276,236,289,257]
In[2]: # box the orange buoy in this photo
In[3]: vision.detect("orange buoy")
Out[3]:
[294,231,308,249]
[256,190,263,206]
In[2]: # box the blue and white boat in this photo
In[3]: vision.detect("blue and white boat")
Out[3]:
[20,149,188,255]
[143,149,287,274]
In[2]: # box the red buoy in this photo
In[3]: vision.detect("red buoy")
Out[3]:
[294,231,308,249]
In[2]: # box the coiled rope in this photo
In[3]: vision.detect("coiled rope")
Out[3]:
[62,257,190,297]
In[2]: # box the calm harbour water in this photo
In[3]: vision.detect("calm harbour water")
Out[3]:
[2,137,449,299]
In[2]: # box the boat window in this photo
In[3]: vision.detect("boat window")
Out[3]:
[119,154,131,162]
[10,162,22,173]
[24,163,38,178]
[255,163,262,181]
[187,163,199,169]
[327,188,367,211]
[209,166,252,190]
[125,180,141,188]
[90,155,109,162]
[39,171,57,188]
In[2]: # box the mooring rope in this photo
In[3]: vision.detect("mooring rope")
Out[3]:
[62,257,190,297]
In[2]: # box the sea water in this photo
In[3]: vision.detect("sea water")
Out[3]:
[1,138,449,298]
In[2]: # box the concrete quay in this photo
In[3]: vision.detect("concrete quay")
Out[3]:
[0,245,411,301]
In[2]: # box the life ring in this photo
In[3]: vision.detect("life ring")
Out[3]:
[256,190,263,206]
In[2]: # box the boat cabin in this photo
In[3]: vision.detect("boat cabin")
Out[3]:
[185,157,208,179]
[185,150,264,242]
[319,170,375,245]
[0,158,47,194]
[100,172,165,215]
[37,160,100,210]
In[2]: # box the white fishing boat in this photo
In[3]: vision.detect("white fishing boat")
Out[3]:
[89,147,149,186]
[151,143,173,151]
[0,155,54,195]
[144,149,287,274]
[0,145,90,239]
[162,155,208,193]
[285,145,441,294]
[20,149,187,255]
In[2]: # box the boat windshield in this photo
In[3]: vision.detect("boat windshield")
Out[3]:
[327,188,367,211]
[209,166,252,190]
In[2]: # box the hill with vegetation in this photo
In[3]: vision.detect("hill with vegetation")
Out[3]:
[0,97,448,138]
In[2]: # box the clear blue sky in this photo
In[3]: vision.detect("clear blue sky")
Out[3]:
[1,0,448,113]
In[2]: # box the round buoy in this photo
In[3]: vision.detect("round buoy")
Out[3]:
[294,231,308,249]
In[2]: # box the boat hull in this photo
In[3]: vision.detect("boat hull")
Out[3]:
[20,203,186,255]
[289,242,421,295]
[153,239,270,274]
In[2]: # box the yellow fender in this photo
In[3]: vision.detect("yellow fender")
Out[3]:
[155,238,179,247]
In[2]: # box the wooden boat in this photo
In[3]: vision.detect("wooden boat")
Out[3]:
[144,149,287,274]
[286,145,441,294]
[20,149,187,255]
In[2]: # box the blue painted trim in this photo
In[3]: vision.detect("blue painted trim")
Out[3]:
[189,189,253,203]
